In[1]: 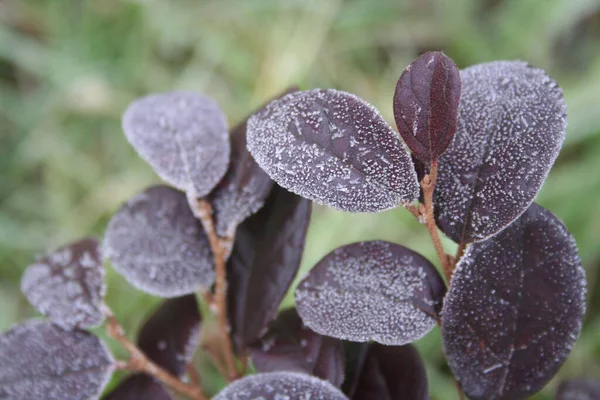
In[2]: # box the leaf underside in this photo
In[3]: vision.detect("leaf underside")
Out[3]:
[247,89,419,212]
[103,374,173,400]
[441,203,586,400]
[21,237,106,330]
[104,185,214,297]
[295,240,445,346]
[556,378,600,400]
[434,61,567,243]
[0,320,114,400]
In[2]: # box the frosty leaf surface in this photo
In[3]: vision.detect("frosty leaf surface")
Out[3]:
[137,295,201,377]
[104,185,214,297]
[434,61,567,243]
[249,308,345,387]
[122,91,230,197]
[21,237,105,330]
[441,204,586,400]
[556,379,600,400]
[295,241,445,345]
[209,89,298,238]
[246,89,419,212]
[228,185,311,350]
[103,374,174,400]
[393,51,461,163]
[344,343,428,400]
[0,320,114,400]
[212,371,348,400]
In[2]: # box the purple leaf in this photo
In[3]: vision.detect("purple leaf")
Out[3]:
[21,237,105,330]
[213,371,348,400]
[344,343,429,400]
[0,320,114,400]
[137,295,201,378]
[104,185,214,297]
[556,378,600,400]
[295,241,445,345]
[393,51,461,164]
[103,374,173,400]
[247,89,419,212]
[122,91,230,197]
[434,61,567,243]
[441,204,586,400]
[227,185,311,351]
[249,308,345,387]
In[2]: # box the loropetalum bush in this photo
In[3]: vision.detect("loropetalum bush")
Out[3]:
[0,52,591,400]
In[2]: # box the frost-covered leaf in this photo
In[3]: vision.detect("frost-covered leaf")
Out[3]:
[343,343,428,400]
[393,51,461,163]
[441,204,586,400]
[228,185,311,350]
[434,61,567,243]
[213,371,348,400]
[0,320,114,400]
[103,374,173,400]
[556,378,600,400]
[122,91,230,197]
[104,185,214,297]
[137,295,201,377]
[249,308,345,387]
[295,241,445,345]
[21,237,105,330]
[209,89,299,238]
[247,89,419,212]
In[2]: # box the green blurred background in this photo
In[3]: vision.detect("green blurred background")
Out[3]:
[1,0,600,398]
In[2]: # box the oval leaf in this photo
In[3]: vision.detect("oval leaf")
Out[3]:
[227,185,311,350]
[393,51,461,163]
[344,343,429,400]
[209,89,298,239]
[434,61,567,243]
[103,374,173,400]
[556,378,600,400]
[137,295,201,377]
[295,240,446,345]
[247,89,419,212]
[21,237,105,330]
[213,371,348,400]
[249,308,345,387]
[122,91,230,197]
[441,204,586,400]
[104,185,214,297]
[0,320,114,400]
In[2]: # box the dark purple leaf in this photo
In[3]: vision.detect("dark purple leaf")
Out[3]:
[122,91,230,197]
[213,371,348,400]
[209,89,299,239]
[434,61,567,243]
[344,343,428,400]
[104,185,214,297]
[137,295,201,378]
[247,89,419,212]
[0,320,114,400]
[249,308,345,387]
[556,378,600,400]
[103,374,173,400]
[21,237,105,330]
[295,241,445,345]
[393,51,461,164]
[227,185,311,351]
[441,204,586,400]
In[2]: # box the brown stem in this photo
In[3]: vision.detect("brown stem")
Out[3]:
[102,305,207,400]
[404,203,421,219]
[203,343,229,379]
[421,159,453,283]
[193,198,238,381]
[186,364,201,386]
[454,241,467,268]
[454,377,466,400]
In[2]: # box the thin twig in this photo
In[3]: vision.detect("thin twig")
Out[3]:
[454,377,466,400]
[421,159,453,282]
[186,363,201,386]
[404,203,422,219]
[102,305,207,400]
[203,343,229,379]
[454,241,467,268]
[192,198,238,381]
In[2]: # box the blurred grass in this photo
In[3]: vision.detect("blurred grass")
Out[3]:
[1,0,600,398]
